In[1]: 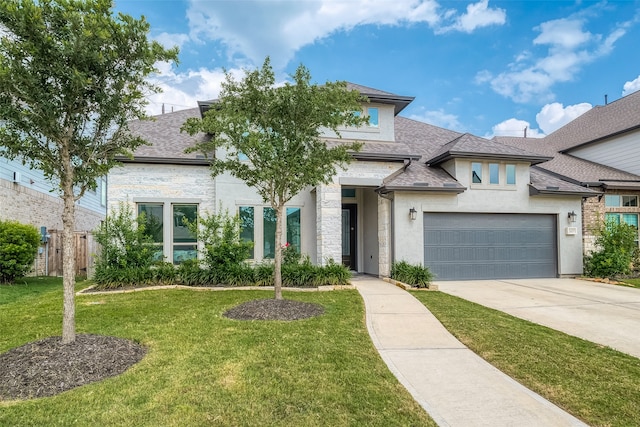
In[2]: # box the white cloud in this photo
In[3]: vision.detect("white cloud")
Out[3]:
[437,0,506,34]
[488,118,544,138]
[483,10,633,103]
[535,102,591,134]
[145,65,246,116]
[409,109,463,131]
[533,18,592,49]
[154,32,191,51]
[622,75,640,96]
[185,0,505,69]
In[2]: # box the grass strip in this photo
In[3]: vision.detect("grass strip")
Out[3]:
[410,290,640,427]
[0,278,435,426]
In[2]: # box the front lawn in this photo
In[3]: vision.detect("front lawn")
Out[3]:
[620,278,640,288]
[0,278,434,426]
[411,290,640,427]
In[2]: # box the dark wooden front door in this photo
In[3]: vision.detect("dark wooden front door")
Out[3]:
[342,204,357,270]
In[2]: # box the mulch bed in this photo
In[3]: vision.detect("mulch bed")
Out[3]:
[0,334,146,401]
[224,298,325,320]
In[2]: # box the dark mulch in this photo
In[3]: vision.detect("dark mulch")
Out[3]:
[224,298,325,321]
[0,334,146,401]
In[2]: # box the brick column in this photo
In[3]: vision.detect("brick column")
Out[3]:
[316,183,342,266]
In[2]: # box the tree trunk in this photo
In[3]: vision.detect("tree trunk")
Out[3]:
[61,155,76,344]
[273,204,284,300]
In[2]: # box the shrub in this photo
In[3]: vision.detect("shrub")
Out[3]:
[584,219,639,278]
[189,208,253,269]
[93,202,155,270]
[391,261,433,288]
[0,220,41,283]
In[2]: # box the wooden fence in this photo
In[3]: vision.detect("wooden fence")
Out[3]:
[46,230,99,278]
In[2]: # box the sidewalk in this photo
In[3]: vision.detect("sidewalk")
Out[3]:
[352,275,587,427]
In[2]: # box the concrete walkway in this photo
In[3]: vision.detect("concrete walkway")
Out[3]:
[352,275,587,427]
[435,278,640,359]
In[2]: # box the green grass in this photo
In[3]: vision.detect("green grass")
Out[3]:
[0,278,434,427]
[620,278,640,288]
[410,290,640,427]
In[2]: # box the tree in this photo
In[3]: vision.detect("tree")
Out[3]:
[0,0,178,343]
[182,58,367,300]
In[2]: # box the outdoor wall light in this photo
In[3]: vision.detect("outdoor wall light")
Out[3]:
[568,210,577,224]
[409,207,417,221]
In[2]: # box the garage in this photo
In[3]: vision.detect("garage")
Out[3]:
[423,213,557,280]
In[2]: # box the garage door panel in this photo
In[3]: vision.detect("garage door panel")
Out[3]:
[423,213,557,280]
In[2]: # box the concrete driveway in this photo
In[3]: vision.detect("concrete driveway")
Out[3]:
[434,278,640,358]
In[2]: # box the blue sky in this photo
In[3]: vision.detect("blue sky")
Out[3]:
[115,0,640,138]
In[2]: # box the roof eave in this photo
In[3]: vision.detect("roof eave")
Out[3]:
[351,151,422,162]
[528,185,599,198]
[428,152,552,166]
[116,156,211,166]
[378,185,466,194]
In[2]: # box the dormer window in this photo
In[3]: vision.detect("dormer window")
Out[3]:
[367,107,379,127]
[472,162,482,183]
[470,162,517,187]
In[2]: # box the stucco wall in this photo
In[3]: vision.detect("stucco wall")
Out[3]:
[322,102,395,142]
[393,189,585,277]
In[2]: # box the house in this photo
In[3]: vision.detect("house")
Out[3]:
[0,158,106,275]
[109,83,596,281]
[494,89,640,253]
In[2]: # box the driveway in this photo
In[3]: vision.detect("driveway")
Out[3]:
[434,278,640,358]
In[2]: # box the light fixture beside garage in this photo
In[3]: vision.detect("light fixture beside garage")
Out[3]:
[568,211,577,224]
[409,207,417,221]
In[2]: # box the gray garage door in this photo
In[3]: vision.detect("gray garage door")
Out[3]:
[423,213,557,280]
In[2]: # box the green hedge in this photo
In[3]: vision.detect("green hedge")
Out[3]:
[0,220,41,283]
[93,259,351,290]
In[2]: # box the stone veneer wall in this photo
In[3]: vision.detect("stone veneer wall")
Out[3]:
[582,189,640,254]
[315,182,342,266]
[0,178,105,276]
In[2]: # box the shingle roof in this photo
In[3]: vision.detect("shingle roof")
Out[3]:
[427,133,551,165]
[529,167,599,196]
[494,135,640,186]
[380,161,466,193]
[545,90,640,151]
[124,108,210,162]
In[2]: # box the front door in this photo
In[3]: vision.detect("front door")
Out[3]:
[342,204,357,270]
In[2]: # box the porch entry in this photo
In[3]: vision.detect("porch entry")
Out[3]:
[342,204,357,270]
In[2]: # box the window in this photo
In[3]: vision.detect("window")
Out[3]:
[239,206,255,258]
[341,188,356,198]
[286,208,301,254]
[100,178,107,206]
[606,213,639,227]
[137,202,198,264]
[172,204,198,264]
[506,164,516,185]
[367,107,379,127]
[471,162,482,184]
[263,207,277,259]
[138,203,164,262]
[489,163,499,184]
[605,195,638,207]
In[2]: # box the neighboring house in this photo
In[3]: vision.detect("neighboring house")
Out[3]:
[0,158,106,275]
[494,89,640,253]
[110,83,596,281]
